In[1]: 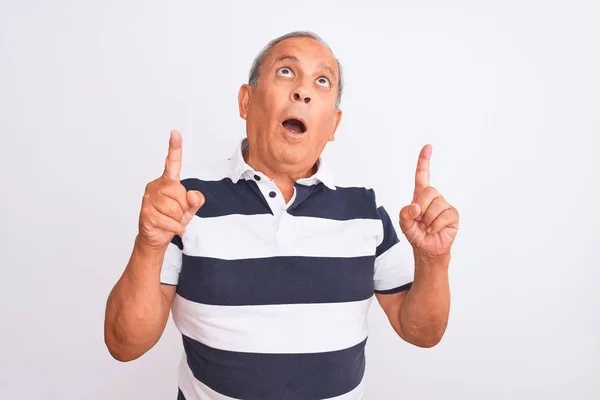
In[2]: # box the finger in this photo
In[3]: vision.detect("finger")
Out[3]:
[164,130,183,181]
[414,186,440,221]
[158,181,190,213]
[413,144,432,202]
[399,203,421,233]
[181,190,205,226]
[427,207,459,234]
[421,196,451,230]
[151,195,185,221]
[149,211,185,236]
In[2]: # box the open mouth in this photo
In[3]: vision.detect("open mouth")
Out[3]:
[282,118,307,134]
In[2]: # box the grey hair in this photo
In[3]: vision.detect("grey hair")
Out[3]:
[248,31,344,108]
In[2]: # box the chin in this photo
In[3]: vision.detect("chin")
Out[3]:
[273,142,308,165]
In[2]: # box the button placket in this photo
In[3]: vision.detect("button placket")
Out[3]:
[257,180,284,215]
[247,171,288,215]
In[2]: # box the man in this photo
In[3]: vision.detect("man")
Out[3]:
[104,31,459,399]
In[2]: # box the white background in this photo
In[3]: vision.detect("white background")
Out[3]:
[1,1,599,399]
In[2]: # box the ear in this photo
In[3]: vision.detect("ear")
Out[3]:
[328,108,343,141]
[238,84,252,120]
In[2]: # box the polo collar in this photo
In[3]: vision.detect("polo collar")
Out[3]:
[228,138,336,190]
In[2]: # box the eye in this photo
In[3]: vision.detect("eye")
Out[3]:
[316,77,330,87]
[277,67,294,77]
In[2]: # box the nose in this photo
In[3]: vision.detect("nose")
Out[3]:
[292,92,311,104]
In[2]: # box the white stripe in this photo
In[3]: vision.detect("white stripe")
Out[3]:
[160,242,183,285]
[178,353,365,400]
[373,240,414,292]
[172,294,373,354]
[182,214,382,260]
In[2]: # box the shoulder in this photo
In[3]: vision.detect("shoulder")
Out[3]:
[304,177,380,221]
[330,176,397,224]
[331,176,380,206]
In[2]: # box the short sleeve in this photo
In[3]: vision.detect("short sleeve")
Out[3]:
[160,235,183,286]
[373,205,414,294]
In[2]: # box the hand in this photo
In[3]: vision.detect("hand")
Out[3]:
[137,130,205,251]
[399,145,459,259]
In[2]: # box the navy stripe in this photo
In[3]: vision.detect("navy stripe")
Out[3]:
[182,335,366,399]
[181,178,272,217]
[180,178,381,221]
[171,234,183,251]
[375,206,400,257]
[177,388,186,400]
[288,184,379,221]
[177,255,375,306]
[374,282,413,295]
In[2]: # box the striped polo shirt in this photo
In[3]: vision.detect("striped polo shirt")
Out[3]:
[160,138,414,400]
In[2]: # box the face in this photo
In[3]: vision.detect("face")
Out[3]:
[238,37,342,176]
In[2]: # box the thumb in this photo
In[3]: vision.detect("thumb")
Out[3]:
[180,190,205,228]
[187,190,205,214]
[399,203,421,234]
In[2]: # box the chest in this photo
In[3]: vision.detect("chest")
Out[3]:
[176,213,382,306]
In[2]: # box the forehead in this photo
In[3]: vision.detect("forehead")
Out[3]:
[264,37,337,72]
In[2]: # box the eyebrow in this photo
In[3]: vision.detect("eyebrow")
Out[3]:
[273,55,300,66]
[317,63,337,81]
[272,55,338,81]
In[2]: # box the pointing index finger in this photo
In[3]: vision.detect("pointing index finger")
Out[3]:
[413,144,432,201]
[164,130,182,181]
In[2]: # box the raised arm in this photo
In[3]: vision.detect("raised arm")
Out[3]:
[377,144,459,347]
[104,130,204,361]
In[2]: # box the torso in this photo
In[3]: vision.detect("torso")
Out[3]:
[170,159,383,399]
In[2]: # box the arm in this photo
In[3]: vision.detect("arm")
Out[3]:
[104,130,204,361]
[104,238,177,361]
[376,253,450,348]
[377,144,458,347]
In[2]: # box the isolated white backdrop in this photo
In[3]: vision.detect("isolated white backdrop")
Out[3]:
[1,1,599,399]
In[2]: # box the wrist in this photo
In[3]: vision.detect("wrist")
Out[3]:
[128,236,168,280]
[414,249,451,271]
[133,235,168,259]
[412,251,450,289]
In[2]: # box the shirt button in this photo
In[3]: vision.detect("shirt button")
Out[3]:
[254,174,261,181]
[269,191,276,198]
